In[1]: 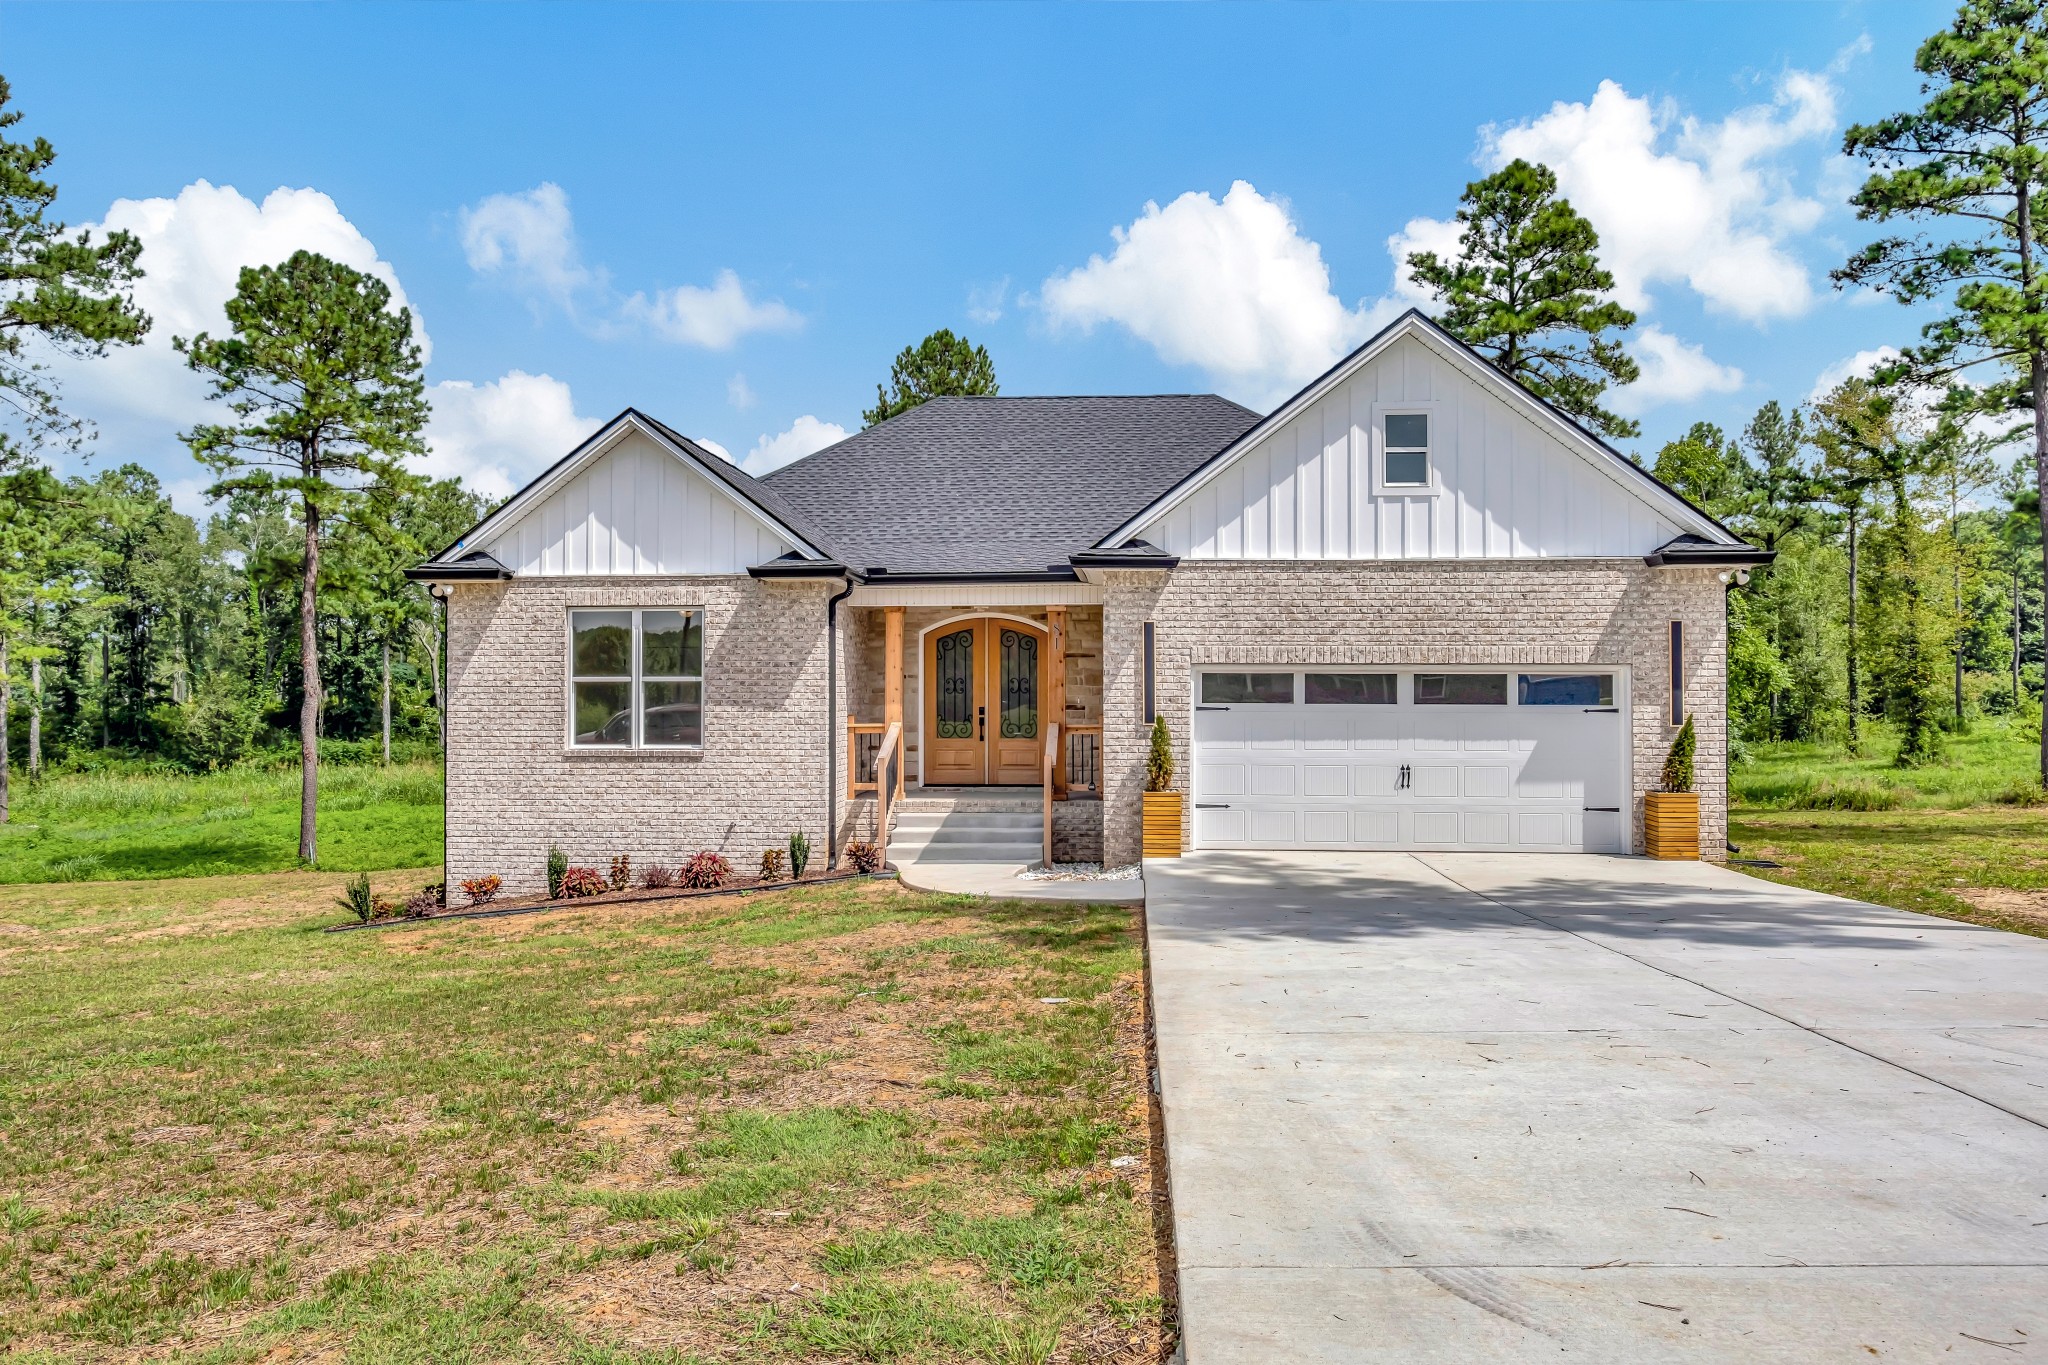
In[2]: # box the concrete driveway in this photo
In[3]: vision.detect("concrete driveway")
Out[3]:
[1145,852,2048,1363]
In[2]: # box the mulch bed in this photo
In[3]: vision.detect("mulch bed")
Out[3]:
[323,867,896,933]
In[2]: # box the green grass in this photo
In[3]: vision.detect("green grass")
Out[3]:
[1730,717,2048,936]
[0,761,443,882]
[0,869,1164,1362]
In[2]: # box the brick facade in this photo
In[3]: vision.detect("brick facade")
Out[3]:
[1098,560,1728,866]
[444,576,838,894]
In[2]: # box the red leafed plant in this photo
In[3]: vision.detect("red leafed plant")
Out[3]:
[678,851,731,889]
[558,866,607,898]
[639,863,674,889]
[608,854,633,890]
[459,874,502,906]
[845,841,883,874]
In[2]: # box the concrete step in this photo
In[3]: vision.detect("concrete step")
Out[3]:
[891,810,1040,833]
[897,842,1043,864]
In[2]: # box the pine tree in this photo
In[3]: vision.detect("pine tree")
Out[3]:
[862,329,997,427]
[1406,159,1641,439]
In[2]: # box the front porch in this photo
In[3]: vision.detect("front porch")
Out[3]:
[842,602,1107,864]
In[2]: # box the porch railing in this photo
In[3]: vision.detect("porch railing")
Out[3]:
[873,722,902,864]
[1042,722,1060,868]
[847,720,886,799]
[1063,724,1102,797]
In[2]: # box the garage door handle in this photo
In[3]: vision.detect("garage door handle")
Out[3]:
[1584,806,1620,812]
[1196,803,1231,809]
[1583,707,1620,713]
[1195,705,1231,712]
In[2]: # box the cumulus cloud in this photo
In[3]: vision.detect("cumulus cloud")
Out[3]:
[424,370,599,502]
[967,277,1009,324]
[726,373,757,410]
[459,182,595,305]
[693,436,734,462]
[60,181,428,440]
[1610,327,1744,416]
[1483,74,1836,321]
[1383,214,1465,308]
[620,269,802,350]
[736,415,848,476]
[1807,345,1901,403]
[1041,181,1400,406]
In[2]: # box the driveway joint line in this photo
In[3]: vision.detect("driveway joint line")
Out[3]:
[1410,854,2048,1137]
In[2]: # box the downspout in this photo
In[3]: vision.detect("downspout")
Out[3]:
[825,575,855,867]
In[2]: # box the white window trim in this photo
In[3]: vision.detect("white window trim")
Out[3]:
[566,607,706,752]
[1369,401,1442,496]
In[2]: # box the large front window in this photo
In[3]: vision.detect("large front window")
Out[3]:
[570,608,703,747]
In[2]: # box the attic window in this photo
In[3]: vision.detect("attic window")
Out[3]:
[1383,413,1430,487]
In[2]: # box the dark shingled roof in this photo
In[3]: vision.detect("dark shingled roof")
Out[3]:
[760,395,1261,575]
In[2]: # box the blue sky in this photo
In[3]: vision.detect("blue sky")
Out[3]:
[5,1,1958,509]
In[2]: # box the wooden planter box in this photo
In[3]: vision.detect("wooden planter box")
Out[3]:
[1142,791,1183,859]
[1644,791,1700,860]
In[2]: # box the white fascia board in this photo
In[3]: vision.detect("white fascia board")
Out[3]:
[1103,311,1738,550]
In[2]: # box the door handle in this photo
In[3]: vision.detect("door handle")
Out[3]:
[1583,806,1620,812]
[1196,803,1231,809]
[978,706,985,741]
[1398,763,1412,790]
[1195,705,1231,711]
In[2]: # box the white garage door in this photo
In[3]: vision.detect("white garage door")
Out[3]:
[1191,669,1628,854]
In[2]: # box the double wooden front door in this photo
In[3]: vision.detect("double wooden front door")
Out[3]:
[923,617,1047,785]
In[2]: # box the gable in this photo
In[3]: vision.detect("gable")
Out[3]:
[477,427,800,576]
[1120,321,1724,561]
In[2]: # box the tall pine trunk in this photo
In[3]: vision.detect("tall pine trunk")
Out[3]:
[2017,558,2026,711]
[2035,354,2048,784]
[1,636,10,826]
[1847,509,1861,757]
[381,639,391,765]
[29,655,41,777]
[299,493,321,864]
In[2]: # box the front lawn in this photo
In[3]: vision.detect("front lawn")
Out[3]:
[0,762,444,883]
[0,870,1166,1363]
[1729,718,2048,939]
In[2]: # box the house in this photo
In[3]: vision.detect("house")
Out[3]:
[409,310,1771,892]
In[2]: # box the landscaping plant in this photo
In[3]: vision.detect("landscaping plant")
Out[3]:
[639,863,674,889]
[403,887,439,919]
[1662,715,1696,793]
[788,831,811,879]
[1146,715,1174,792]
[758,847,786,881]
[459,874,502,906]
[557,866,606,898]
[678,851,732,889]
[338,872,376,923]
[546,845,568,899]
[608,854,632,891]
[845,840,883,874]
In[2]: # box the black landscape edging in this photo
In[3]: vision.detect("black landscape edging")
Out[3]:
[322,867,899,933]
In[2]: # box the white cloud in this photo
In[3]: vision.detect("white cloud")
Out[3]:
[1807,345,1901,403]
[1384,214,1465,308]
[1041,180,1400,406]
[967,277,1010,324]
[59,181,428,439]
[693,436,734,462]
[726,373,757,409]
[1482,74,1836,321]
[424,370,599,502]
[459,182,594,305]
[736,415,848,476]
[1610,326,1744,416]
[621,269,801,349]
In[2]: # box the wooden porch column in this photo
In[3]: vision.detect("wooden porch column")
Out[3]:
[1047,608,1068,797]
[884,607,905,797]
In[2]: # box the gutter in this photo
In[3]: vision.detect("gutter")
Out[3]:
[824,574,856,868]
[1643,545,1777,569]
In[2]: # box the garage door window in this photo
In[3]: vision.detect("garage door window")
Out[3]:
[1518,673,1614,706]
[1201,672,1294,704]
[1304,672,1397,705]
[1414,673,1507,705]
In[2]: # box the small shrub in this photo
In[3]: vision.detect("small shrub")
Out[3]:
[423,881,445,907]
[845,841,883,874]
[758,847,786,882]
[1145,716,1174,792]
[371,895,402,920]
[609,854,633,891]
[404,888,439,919]
[640,863,674,889]
[558,866,607,898]
[678,852,732,889]
[1996,779,2048,807]
[338,873,376,923]
[459,874,503,906]
[546,845,569,899]
[788,831,811,879]
[1661,715,1696,793]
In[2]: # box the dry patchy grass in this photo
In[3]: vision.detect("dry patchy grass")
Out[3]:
[0,868,1169,1363]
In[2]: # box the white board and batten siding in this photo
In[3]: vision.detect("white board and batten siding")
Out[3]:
[1136,335,1686,561]
[479,430,797,577]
